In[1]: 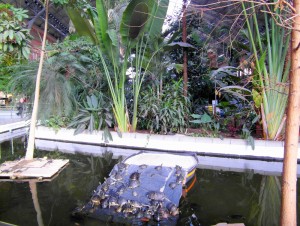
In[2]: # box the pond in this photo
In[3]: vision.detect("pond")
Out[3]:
[0,137,299,226]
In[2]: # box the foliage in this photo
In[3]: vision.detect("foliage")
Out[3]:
[68,94,113,142]
[8,37,100,119]
[139,79,190,134]
[242,2,291,140]
[67,0,170,132]
[0,3,31,59]
[165,10,233,113]
[248,176,281,226]
[190,113,221,138]
[42,115,71,132]
[0,3,31,92]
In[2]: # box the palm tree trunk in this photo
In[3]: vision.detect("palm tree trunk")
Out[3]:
[25,0,49,160]
[280,1,300,224]
[182,0,188,97]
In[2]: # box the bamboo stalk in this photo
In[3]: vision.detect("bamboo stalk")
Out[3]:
[280,0,300,224]
[25,0,49,160]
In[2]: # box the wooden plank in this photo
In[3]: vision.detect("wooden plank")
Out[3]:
[0,158,69,180]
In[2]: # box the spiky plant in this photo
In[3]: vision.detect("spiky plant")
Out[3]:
[9,50,92,119]
[242,2,291,140]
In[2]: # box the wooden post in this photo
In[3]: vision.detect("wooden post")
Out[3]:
[280,1,300,225]
[25,0,49,160]
[182,0,188,97]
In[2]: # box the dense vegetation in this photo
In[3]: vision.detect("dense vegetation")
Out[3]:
[1,0,292,142]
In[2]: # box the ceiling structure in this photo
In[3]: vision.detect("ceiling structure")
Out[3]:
[1,0,242,42]
[1,0,70,40]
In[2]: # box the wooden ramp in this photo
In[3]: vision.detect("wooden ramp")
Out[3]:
[0,158,69,180]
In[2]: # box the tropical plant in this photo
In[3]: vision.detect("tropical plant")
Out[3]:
[0,3,31,59]
[42,115,71,132]
[68,94,113,142]
[139,79,190,133]
[190,112,221,138]
[242,2,291,140]
[0,3,31,93]
[8,41,95,119]
[66,0,170,132]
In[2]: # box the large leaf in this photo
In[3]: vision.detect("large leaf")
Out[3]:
[94,0,110,51]
[65,7,97,44]
[120,0,151,45]
[145,0,169,39]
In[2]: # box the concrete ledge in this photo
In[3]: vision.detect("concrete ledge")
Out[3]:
[0,121,29,133]
[34,126,298,161]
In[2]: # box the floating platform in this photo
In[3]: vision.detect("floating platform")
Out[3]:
[73,151,198,225]
[0,158,69,181]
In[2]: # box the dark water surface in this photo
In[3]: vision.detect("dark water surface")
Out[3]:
[0,137,297,226]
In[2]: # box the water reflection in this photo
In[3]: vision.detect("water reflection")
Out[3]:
[0,138,294,226]
[248,176,281,226]
[29,181,44,226]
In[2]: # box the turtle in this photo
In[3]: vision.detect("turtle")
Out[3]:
[169,182,177,189]
[139,164,148,169]
[128,179,140,189]
[147,191,166,201]
[154,164,163,171]
[175,168,183,176]
[113,172,123,181]
[167,203,179,216]
[117,162,128,172]
[129,171,140,180]
[101,197,109,208]
[136,210,144,218]
[116,184,127,195]
[101,182,110,192]
[102,177,114,186]
[157,207,170,219]
[175,165,182,171]
[110,170,117,177]
[130,200,143,209]
[117,197,127,207]
[90,195,101,206]
[108,196,119,208]
[97,190,106,199]
[176,174,185,184]
[150,199,163,207]
[123,206,138,214]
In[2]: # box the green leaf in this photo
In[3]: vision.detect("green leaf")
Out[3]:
[95,0,110,50]
[107,29,118,47]
[8,29,13,40]
[3,43,7,51]
[191,114,202,119]
[145,0,169,39]
[252,89,262,109]
[91,95,98,109]
[167,42,196,49]
[120,0,151,44]
[74,124,86,135]
[86,95,92,108]
[65,7,97,44]
[3,30,9,39]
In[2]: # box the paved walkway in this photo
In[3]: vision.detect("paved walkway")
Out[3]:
[0,118,25,125]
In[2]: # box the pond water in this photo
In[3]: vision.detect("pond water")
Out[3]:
[0,137,299,226]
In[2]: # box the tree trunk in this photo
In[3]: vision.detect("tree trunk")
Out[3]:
[280,1,300,225]
[182,0,188,97]
[25,0,49,160]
